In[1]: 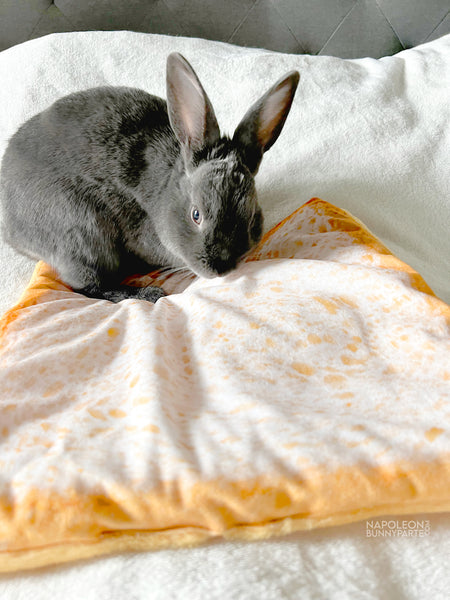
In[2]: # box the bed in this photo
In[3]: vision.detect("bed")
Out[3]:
[0,4,449,599]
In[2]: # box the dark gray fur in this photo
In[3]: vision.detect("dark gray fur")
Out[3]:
[0,53,299,302]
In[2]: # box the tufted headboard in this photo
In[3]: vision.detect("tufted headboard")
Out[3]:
[1,0,449,57]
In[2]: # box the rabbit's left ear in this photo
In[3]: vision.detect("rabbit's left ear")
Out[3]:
[166,53,220,161]
[233,71,300,174]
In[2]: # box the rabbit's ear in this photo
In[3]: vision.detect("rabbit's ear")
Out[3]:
[166,53,220,161]
[233,71,300,174]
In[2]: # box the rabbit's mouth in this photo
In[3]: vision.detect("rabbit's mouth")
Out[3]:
[190,253,248,279]
[190,263,231,279]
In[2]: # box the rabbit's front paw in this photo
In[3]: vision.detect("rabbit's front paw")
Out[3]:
[101,285,166,303]
[133,285,166,303]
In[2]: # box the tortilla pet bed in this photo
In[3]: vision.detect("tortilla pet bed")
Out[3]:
[0,197,449,573]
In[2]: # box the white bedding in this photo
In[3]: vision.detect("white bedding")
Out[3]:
[0,31,449,599]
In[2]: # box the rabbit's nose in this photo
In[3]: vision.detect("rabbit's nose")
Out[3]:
[211,256,237,276]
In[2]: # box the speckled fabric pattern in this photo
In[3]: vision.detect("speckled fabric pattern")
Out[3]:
[0,198,449,572]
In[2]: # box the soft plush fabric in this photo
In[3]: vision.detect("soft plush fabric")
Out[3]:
[1,29,450,597]
[0,198,449,572]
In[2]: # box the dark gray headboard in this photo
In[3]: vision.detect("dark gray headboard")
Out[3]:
[1,1,449,57]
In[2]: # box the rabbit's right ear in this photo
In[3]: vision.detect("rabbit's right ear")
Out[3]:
[166,53,220,164]
[232,71,300,175]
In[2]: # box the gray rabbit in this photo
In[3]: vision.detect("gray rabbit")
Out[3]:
[0,53,299,302]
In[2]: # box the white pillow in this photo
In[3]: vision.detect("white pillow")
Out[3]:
[0,31,449,308]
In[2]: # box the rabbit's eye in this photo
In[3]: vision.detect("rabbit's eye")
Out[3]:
[191,207,202,225]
